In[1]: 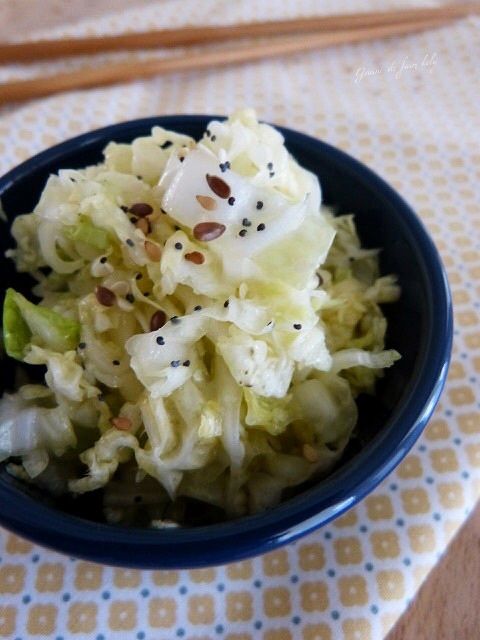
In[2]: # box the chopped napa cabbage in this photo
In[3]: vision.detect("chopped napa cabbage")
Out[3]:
[159,146,323,282]
[331,348,401,375]
[126,313,208,397]
[216,326,294,398]
[65,217,111,251]
[214,355,245,470]
[253,211,335,289]
[68,429,138,493]
[159,229,229,298]
[292,375,358,444]
[0,393,76,472]
[7,213,45,272]
[200,108,321,205]
[105,126,194,183]
[3,288,80,360]
[1,108,401,524]
[25,345,99,402]
[244,389,294,435]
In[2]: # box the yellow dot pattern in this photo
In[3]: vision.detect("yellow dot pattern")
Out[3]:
[1,1,480,638]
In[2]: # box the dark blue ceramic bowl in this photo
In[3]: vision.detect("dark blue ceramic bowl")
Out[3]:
[0,116,452,568]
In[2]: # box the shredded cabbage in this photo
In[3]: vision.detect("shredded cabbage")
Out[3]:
[0,109,400,524]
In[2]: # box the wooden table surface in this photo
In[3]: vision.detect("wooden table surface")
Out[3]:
[1,2,479,638]
[387,502,480,640]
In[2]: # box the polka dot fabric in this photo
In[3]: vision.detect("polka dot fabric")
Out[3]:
[1,1,479,638]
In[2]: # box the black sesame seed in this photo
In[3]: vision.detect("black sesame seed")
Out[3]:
[171,360,180,368]
[242,218,251,227]
[174,242,183,250]
[293,323,302,330]
[170,316,181,324]
[126,293,135,303]
[239,229,247,237]
[206,129,211,138]
[137,175,143,180]
[120,205,129,212]
[228,196,235,206]
[112,359,120,365]
[161,208,167,215]
[194,305,202,311]
[179,156,185,162]
[267,162,273,170]
[160,140,173,149]
[183,360,190,367]
[135,273,143,280]
[156,336,165,345]
[78,342,86,350]
[174,225,181,231]
[126,239,134,247]
[269,171,275,178]
[100,256,107,264]
[70,177,76,183]
[256,201,263,210]
[211,135,217,142]
[223,300,229,308]
[257,223,266,231]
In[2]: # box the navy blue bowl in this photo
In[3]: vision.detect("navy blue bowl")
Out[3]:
[0,116,452,568]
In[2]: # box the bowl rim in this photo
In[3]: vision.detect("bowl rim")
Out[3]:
[0,115,453,568]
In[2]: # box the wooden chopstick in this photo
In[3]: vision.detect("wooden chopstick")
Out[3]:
[0,3,478,63]
[0,18,453,104]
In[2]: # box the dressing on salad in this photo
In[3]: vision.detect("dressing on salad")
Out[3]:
[0,109,400,525]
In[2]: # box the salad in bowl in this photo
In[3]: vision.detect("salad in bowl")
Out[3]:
[1,109,400,527]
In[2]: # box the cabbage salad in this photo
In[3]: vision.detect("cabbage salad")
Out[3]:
[0,109,400,526]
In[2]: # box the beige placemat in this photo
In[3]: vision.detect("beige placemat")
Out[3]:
[1,1,479,639]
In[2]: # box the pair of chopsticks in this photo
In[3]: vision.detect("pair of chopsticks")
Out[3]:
[0,3,478,104]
